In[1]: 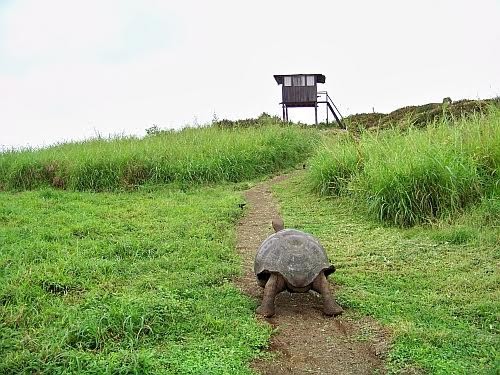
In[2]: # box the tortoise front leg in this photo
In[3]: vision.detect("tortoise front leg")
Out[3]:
[312,272,343,316]
[256,273,285,317]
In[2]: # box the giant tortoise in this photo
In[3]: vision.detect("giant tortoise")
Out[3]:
[254,217,343,317]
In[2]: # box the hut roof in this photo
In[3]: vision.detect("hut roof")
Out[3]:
[273,74,326,85]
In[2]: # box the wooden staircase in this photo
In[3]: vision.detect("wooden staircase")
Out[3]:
[317,91,345,128]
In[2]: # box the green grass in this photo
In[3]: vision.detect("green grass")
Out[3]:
[339,98,496,131]
[0,124,318,191]
[1,105,498,374]
[308,133,361,196]
[309,107,500,226]
[0,185,271,374]
[273,172,499,374]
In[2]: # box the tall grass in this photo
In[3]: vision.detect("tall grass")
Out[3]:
[308,107,500,226]
[357,127,483,226]
[308,134,361,195]
[0,125,318,191]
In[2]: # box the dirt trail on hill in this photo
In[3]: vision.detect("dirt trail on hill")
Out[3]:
[235,174,389,375]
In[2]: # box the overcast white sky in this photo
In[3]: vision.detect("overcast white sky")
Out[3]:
[1,0,499,149]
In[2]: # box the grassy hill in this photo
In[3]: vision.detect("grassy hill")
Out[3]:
[342,97,498,131]
[1,101,499,374]
[0,124,318,191]
[310,106,499,228]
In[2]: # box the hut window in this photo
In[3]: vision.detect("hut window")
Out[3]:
[284,76,292,86]
[306,75,315,86]
[292,75,305,86]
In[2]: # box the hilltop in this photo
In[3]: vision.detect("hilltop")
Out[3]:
[342,97,499,131]
[206,97,499,132]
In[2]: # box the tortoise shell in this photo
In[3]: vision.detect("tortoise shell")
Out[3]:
[254,229,335,288]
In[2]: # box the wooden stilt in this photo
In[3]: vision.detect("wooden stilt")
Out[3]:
[326,102,329,125]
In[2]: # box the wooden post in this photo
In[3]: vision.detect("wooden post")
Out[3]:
[285,106,289,122]
[326,102,329,125]
[282,104,286,122]
[314,104,318,125]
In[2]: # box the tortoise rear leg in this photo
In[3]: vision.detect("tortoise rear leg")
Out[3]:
[312,272,343,316]
[256,273,285,317]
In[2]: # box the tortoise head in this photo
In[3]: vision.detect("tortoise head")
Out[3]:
[272,217,285,232]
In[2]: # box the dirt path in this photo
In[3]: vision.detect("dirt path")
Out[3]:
[235,174,389,375]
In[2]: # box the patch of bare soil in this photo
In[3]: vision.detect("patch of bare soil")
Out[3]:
[235,174,390,375]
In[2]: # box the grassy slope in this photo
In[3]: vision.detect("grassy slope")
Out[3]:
[341,98,497,131]
[309,108,500,227]
[1,106,498,374]
[273,173,499,374]
[0,186,270,374]
[0,125,317,191]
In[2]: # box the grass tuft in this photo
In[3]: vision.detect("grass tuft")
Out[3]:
[308,134,361,195]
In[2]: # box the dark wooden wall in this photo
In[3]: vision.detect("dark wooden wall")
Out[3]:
[282,86,317,106]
